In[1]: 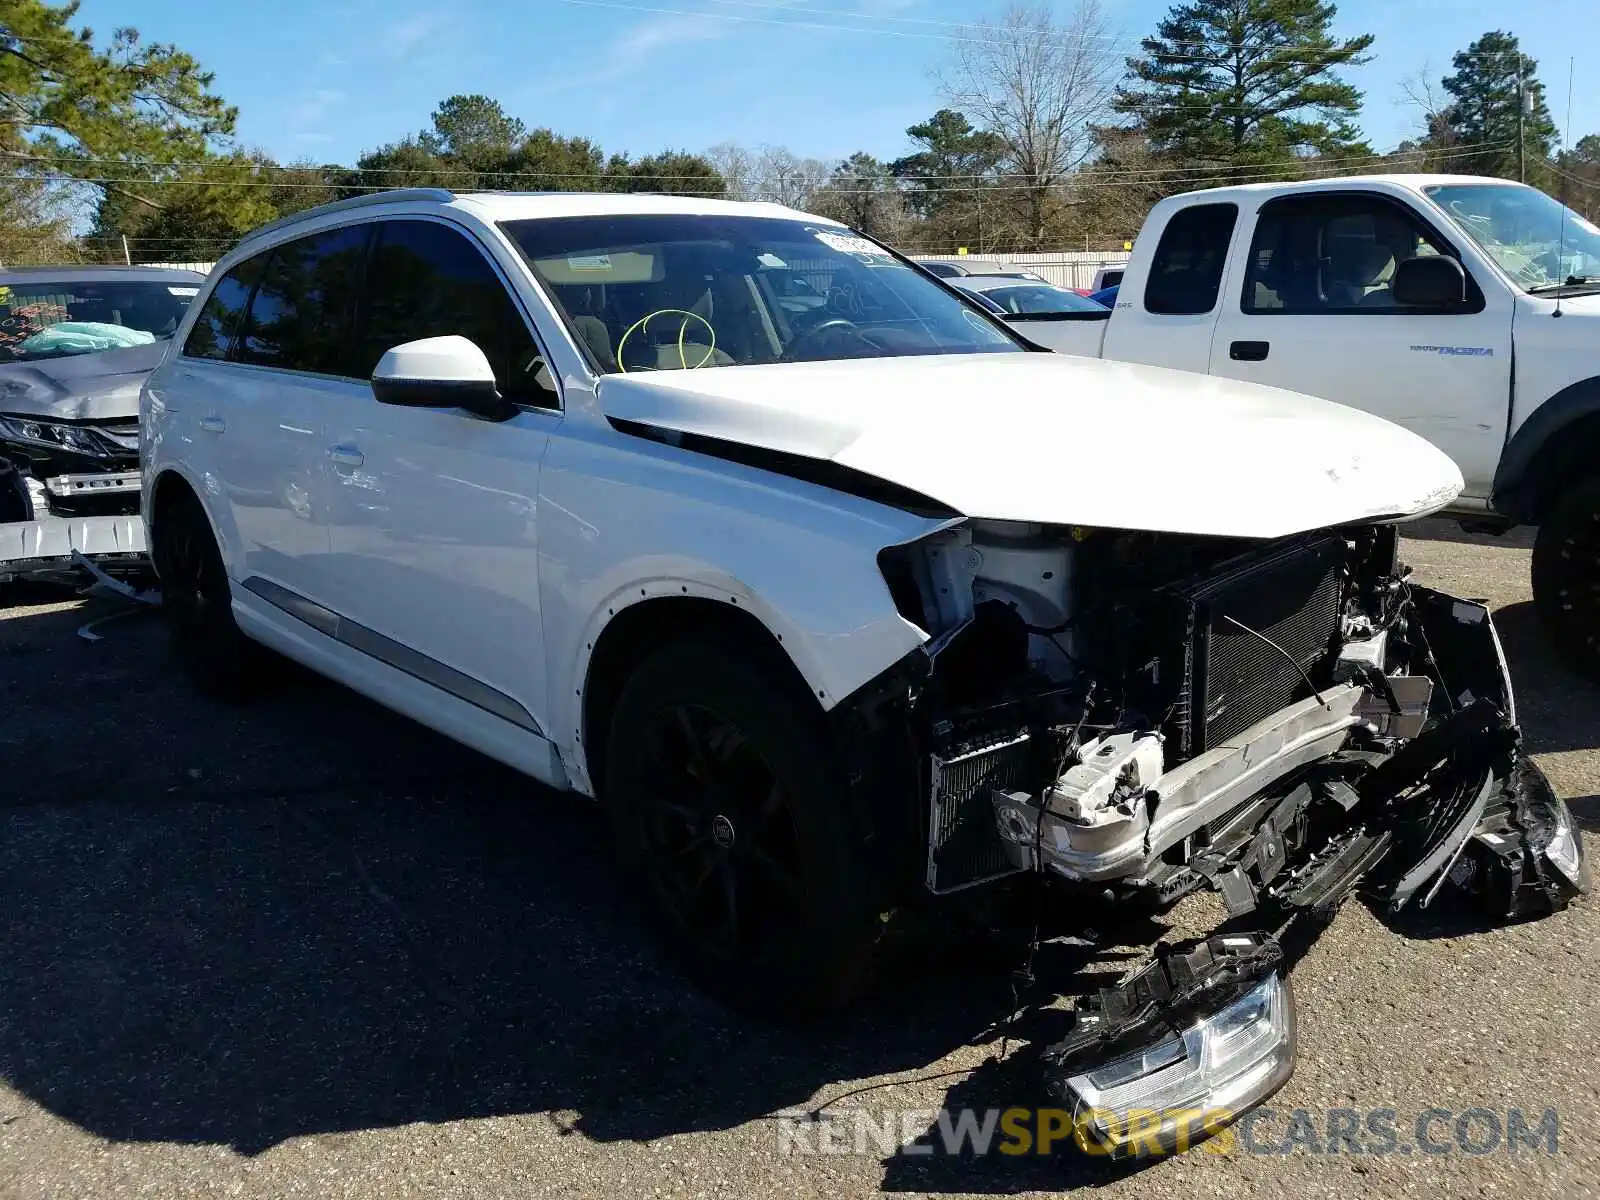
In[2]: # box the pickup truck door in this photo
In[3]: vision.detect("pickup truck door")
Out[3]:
[1208,192,1513,499]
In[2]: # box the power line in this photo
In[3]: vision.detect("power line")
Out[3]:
[0,139,1513,190]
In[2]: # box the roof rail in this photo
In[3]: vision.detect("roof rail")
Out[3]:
[241,187,456,245]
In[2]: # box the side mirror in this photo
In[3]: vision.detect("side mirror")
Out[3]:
[371,335,517,421]
[1392,255,1469,309]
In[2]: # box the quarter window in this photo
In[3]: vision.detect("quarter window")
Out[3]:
[183,253,266,360]
[358,220,552,405]
[233,224,370,374]
[1244,196,1460,313]
[1144,204,1238,315]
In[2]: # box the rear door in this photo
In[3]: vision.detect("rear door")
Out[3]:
[1209,193,1513,497]
[1102,202,1239,371]
[212,224,369,603]
[320,217,561,738]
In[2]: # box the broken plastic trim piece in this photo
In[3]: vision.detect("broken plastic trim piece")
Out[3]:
[1041,934,1294,1158]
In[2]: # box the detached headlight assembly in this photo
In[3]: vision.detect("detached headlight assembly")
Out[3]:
[1063,972,1296,1157]
[0,414,118,458]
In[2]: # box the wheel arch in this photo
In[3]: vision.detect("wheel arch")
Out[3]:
[146,466,242,578]
[1493,376,1600,522]
[576,592,822,800]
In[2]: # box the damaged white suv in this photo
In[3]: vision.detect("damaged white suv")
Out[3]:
[142,189,1585,1154]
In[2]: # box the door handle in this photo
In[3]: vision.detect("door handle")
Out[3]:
[1229,340,1270,362]
[198,415,226,433]
[328,444,364,467]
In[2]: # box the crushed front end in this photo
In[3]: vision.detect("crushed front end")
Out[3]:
[0,412,146,584]
[867,519,1585,1156]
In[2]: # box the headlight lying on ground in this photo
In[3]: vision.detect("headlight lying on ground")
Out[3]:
[1063,972,1296,1157]
[1542,799,1585,887]
[0,414,121,459]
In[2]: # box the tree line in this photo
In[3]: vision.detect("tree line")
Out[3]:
[2,0,1596,265]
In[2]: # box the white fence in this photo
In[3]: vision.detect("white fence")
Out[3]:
[144,262,216,275]
[913,251,1127,290]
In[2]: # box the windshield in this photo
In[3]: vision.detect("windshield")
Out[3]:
[1425,183,1600,292]
[499,214,1021,373]
[969,283,1106,315]
[0,278,197,363]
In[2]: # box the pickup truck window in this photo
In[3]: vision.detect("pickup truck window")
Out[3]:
[1144,204,1237,315]
[1243,195,1459,314]
[1426,182,1600,294]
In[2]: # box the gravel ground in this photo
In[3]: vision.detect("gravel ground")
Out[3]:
[0,518,1595,1199]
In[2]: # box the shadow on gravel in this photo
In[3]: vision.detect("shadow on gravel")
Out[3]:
[1487,601,1600,756]
[0,596,1159,1183]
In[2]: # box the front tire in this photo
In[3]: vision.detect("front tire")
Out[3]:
[603,639,884,1017]
[1532,476,1600,681]
[150,489,266,698]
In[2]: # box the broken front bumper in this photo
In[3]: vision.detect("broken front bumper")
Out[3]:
[0,512,148,584]
[1029,588,1587,1157]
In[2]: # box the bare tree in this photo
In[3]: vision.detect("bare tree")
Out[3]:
[705,142,756,198]
[1393,65,1459,171]
[940,1,1121,246]
[753,145,832,208]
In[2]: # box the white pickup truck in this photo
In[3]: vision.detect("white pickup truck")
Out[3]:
[1012,174,1600,678]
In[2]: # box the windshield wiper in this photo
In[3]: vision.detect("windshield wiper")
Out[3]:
[1527,275,1600,294]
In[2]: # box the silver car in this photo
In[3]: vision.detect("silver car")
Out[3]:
[0,265,204,584]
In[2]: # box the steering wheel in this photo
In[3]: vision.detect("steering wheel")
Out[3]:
[782,318,882,362]
[615,308,718,373]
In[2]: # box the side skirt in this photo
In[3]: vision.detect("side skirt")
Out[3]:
[233,583,570,792]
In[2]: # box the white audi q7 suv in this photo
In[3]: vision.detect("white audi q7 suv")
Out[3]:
[142,188,1583,1156]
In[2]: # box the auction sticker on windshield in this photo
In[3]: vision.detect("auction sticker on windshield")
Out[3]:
[813,230,894,261]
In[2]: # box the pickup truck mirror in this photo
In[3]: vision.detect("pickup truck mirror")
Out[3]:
[371,335,518,421]
[1392,255,1469,309]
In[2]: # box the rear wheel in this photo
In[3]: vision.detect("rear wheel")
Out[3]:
[1532,476,1600,681]
[150,488,265,698]
[603,640,883,1017]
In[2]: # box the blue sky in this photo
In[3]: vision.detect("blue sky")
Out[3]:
[88,0,1600,169]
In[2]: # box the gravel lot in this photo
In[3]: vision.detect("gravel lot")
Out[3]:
[0,518,1595,1199]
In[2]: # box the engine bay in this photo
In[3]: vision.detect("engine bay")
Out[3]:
[868,517,1586,1155]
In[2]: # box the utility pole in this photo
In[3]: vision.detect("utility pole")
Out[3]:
[1517,59,1526,184]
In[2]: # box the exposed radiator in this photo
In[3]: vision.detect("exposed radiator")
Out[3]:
[926,732,1034,894]
[1179,537,1345,754]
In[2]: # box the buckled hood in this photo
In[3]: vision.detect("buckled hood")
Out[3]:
[595,352,1465,539]
[0,339,167,421]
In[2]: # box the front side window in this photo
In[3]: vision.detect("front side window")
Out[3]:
[1244,197,1456,313]
[0,276,199,363]
[184,256,265,360]
[1144,204,1238,315]
[234,224,369,374]
[357,220,552,404]
[498,214,1021,374]
[1425,182,1600,295]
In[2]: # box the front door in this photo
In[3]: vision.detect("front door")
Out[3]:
[1209,193,1514,499]
[321,218,562,738]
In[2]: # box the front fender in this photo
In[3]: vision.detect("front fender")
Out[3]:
[538,428,950,794]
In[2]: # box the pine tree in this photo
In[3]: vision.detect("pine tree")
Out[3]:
[1117,0,1374,180]
[1439,31,1558,182]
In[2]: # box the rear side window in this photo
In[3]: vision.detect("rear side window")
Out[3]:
[233,224,370,375]
[357,220,549,405]
[1144,204,1238,315]
[183,254,266,360]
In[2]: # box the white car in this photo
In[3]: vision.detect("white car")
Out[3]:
[142,188,1582,1154]
[949,274,1115,352]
